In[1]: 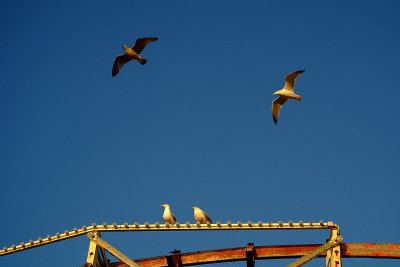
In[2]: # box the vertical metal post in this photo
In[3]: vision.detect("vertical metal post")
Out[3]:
[328,229,342,267]
[166,250,182,267]
[86,232,100,267]
[245,243,256,267]
[326,248,331,267]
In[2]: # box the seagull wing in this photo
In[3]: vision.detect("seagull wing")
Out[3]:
[203,211,212,224]
[272,96,288,125]
[283,70,305,92]
[112,54,132,77]
[171,213,177,223]
[132,37,159,54]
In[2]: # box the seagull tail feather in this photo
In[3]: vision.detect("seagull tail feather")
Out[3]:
[139,58,147,65]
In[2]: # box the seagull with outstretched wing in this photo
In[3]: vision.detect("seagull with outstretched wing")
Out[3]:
[112,37,158,77]
[272,70,305,124]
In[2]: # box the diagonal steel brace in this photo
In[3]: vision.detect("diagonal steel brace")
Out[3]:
[286,236,344,267]
[87,232,141,267]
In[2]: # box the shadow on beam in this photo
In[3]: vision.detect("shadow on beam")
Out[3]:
[110,243,400,267]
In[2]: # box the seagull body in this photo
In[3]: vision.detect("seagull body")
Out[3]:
[112,37,158,77]
[191,206,212,224]
[271,70,305,124]
[160,204,177,225]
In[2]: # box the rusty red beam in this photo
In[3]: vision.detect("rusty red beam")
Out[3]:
[109,243,400,267]
[341,243,400,258]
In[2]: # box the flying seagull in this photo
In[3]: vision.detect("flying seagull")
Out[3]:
[160,204,177,225]
[271,70,305,124]
[191,206,212,224]
[112,37,159,77]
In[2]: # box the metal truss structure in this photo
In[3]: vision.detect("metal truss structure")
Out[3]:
[1,221,399,266]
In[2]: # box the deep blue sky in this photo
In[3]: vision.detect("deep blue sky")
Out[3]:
[1,1,399,266]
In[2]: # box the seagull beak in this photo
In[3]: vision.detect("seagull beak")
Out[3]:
[190,207,194,209]
[160,205,164,207]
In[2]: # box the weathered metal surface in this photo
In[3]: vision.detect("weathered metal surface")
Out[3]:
[286,236,343,267]
[166,250,182,267]
[341,243,400,258]
[109,243,400,267]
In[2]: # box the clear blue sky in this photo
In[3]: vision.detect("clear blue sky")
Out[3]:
[1,1,399,266]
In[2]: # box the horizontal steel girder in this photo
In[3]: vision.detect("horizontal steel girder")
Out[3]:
[109,243,400,267]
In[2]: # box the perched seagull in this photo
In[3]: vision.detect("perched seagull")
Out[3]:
[271,70,305,125]
[160,204,177,225]
[191,206,212,224]
[112,37,159,77]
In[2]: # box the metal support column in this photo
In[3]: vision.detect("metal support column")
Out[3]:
[326,229,342,267]
[85,232,100,267]
[245,243,256,267]
[166,250,182,267]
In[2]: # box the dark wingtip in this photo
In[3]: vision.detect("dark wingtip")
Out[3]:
[273,116,278,125]
[299,69,305,73]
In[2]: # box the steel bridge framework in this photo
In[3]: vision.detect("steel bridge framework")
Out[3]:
[1,221,399,266]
